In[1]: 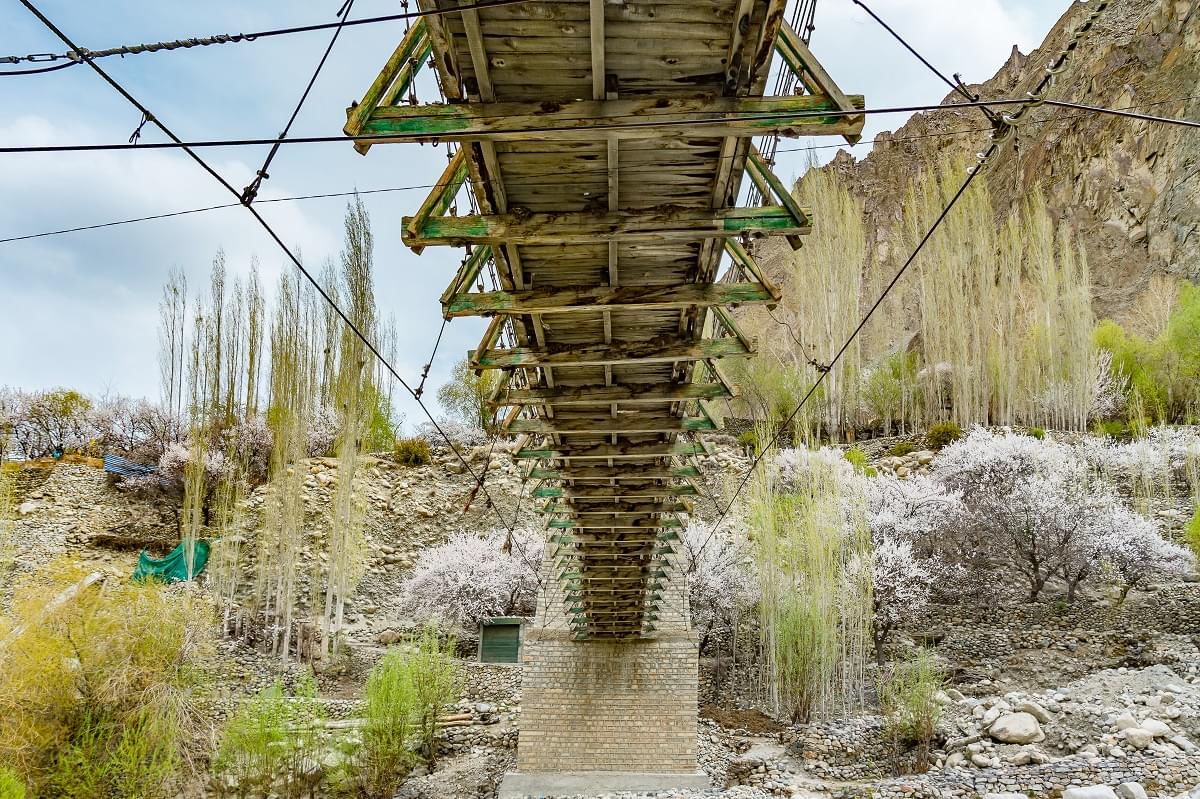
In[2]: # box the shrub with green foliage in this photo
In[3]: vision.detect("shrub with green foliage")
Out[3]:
[1186,509,1200,562]
[843,446,877,476]
[341,627,460,797]
[0,767,26,799]
[214,673,325,799]
[0,558,213,796]
[737,429,758,452]
[888,441,917,457]
[877,650,945,774]
[1028,426,1046,440]
[1093,281,1200,424]
[393,437,432,466]
[925,421,963,449]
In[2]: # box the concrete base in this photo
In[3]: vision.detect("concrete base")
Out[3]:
[498,771,710,798]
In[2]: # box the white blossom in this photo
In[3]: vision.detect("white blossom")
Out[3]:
[400,528,543,628]
[1095,507,1195,597]
[681,521,758,649]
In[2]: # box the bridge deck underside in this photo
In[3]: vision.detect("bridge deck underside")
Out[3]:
[417,0,786,638]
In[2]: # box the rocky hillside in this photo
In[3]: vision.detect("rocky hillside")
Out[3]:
[763,0,1200,322]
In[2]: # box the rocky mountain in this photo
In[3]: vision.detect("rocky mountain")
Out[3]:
[764,0,1200,321]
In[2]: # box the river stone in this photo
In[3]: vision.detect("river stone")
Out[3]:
[1062,788,1118,799]
[1116,783,1148,799]
[1123,727,1154,750]
[988,712,1044,744]
[1141,718,1171,737]
[1017,700,1053,723]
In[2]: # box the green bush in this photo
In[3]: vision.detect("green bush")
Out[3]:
[1092,419,1132,441]
[737,430,758,451]
[843,446,876,476]
[887,441,917,457]
[0,767,26,799]
[394,437,432,466]
[47,709,177,799]
[343,626,460,797]
[214,673,325,799]
[925,421,962,449]
[877,649,945,774]
[1186,509,1200,561]
[1028,426,1046,440]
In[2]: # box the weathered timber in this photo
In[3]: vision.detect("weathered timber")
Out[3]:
[439,244,494,305]
[507,415,715,435]
[526,465,701,480]
[536,485,698,499]
[775,21,862,144]
[445,282,773,317]
[492,382,731,408]
[357,93,866,144]
[344,19,431,154]
[539,503,692,515]
[407,148,468,252]
[471,336,752,369]
[724,239,781,300]
[403,205,810,247]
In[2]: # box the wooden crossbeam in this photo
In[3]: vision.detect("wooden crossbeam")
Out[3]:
[514,440,708,460]
[403,206,810,248]
[439,244,493,305]
[527,465,701,480]
[541,502,691,515]
[445,282,774,317]
[775,22,863,144]
[508,415,714,435]
[724,239,782,301]
[344,19,431,154]
[747,145,813,252]
[493,382,731,408]
[549,518,682,530]
[536,485,697,499]
[355,94,866,144]
[472,336,752,370]
[407,149,468,254]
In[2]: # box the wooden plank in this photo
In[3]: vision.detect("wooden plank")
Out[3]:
[359,93,867,143]
[776,21,863,144]
[514,441,708,460]
[447,282,774,317]
[407,148,468,248]
[527,465,701,480]
[405,205,810,247]
[493,382,730,407]
[439,244,493,305]
[508,415,715,435]
[537,485,698,499]
[724,238,781,301]
[344,20,429,137]
[471,336,752,369]
[540,503,692,515]
[748,145,811,229]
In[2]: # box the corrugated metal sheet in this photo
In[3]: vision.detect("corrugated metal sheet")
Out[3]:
[103,453,158,478]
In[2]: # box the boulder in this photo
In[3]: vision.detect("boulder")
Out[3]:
[1116,783,1148,799]
[1123,727,1153,750]
[1141,718,1171,738]
[1113,712,1138,731]
[987,712,1044,744]
[1062,788,1118,799]
[1017,700,1053,724]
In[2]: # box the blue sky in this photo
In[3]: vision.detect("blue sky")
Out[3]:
[0,0,1071,429]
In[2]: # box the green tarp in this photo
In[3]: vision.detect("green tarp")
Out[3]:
[132,540,210,584]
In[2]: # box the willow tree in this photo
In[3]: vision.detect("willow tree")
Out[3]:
[257,273,318,660]
[752,441,871,722]
[321,198,376,657]
[777,165,868,440]
[0,461,15,594]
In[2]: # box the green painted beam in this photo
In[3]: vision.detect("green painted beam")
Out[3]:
[445,282,774,317]
[357,93,866,144]
[473,337,751,370]
[508,415,715,436]
[513,440,710,460]
[403,206,809,248]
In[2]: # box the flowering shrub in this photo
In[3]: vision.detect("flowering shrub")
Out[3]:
[414,419,489,449]
[399,529,543,628]
[680,522,757,651]
[1094,507,1195,600]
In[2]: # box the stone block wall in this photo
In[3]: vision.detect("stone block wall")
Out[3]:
[517,630,700,773]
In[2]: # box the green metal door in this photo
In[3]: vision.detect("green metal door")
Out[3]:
[480,621,521,663]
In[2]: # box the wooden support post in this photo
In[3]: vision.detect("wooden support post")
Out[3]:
[774,22,863,144]
[344,19,431,154]
[407,148,468,254]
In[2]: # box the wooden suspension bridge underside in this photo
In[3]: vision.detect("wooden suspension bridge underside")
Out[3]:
[347,0,864,639]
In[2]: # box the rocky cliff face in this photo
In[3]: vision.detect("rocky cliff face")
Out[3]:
[765,0,1200,322]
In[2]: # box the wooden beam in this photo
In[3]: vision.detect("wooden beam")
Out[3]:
[439,244,493,305]
[540,503,692,515]
[748,145,813,237]
[515,440,709,460]
[775,21,863,144]
[358,93,867,144]
[404,205,810,247]
[407,148,468,251]
[445,282,774,317]
[344,19,431,154]
[493,382,731,408]
[472,336,752,370]
[508,415,714,435]
[724,238,782,301]
[537,485,697,499]
[527,465,701,480]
